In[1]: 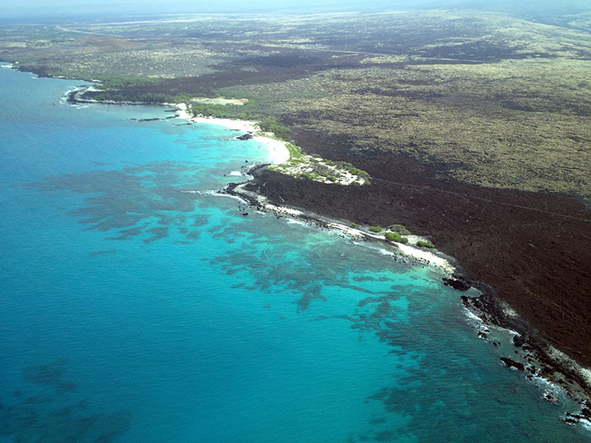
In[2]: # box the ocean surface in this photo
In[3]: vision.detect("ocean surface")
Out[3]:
[0,66,588,442]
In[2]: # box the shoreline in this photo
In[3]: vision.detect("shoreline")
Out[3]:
[461,291,591,425]
[224,176,458,276]
[65,88,591,426]
[173,108,457,276]
[228,167,591,423]
[175,108,290,165]
[175,107,591,420]
[221,148,591,426]
[66,86,291,165]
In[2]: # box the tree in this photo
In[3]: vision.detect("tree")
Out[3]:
[257,116,293,141]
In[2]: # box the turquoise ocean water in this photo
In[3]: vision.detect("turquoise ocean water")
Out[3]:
[0,67,589,442]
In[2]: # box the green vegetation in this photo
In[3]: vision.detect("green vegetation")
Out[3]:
[284,142,304,159]
[189,102,230,117]
[187,102,261,120]
[385,232,400,241]
[385,232,409,243]
[92,92,172,103]
[270,153,370,185]
[93,76,158,90]
[389,224,411,235]
[302,172,320,181]
[173,93,195,103]
[215,82,330,117]
[351,223,359,229]
[369,226,383,233]
[9,11,588,195]
[323,160,370,181]
[256,117,293,141]
[2,13,591,198]
[416,240,435,248]
[148,89,269,120]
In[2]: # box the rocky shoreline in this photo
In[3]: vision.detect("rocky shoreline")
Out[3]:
[462,290,591,424]
[223,165,458,274]
[224,161,591,426]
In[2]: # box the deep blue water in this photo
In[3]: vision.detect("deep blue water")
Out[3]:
[0,66,589,442]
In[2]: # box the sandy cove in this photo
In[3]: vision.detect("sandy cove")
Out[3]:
[174,105,290,165]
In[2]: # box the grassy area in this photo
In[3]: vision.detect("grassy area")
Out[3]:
[284,142,304,159]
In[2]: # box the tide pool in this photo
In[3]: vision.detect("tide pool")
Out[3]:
[0,66,589,442]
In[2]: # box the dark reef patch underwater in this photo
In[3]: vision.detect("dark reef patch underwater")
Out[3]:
[1,359,132,442]
[1,66,590,442]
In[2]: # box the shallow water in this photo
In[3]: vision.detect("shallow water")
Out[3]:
[0,67,589,442]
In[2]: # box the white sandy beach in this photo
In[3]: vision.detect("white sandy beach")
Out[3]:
[175,104,290,165]
[396,241,455,274]
[326,221,455,273]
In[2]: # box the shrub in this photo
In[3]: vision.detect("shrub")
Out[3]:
[173,93,194,103]
[369,226,383,233]
[416,240,435,248]
[351,223,359,229]
[385,232,401,242]
[94,76,158,90]
[256,116,293,141]
[350,167,370,179]
[389,224,411,235]
[385,233,410,243]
